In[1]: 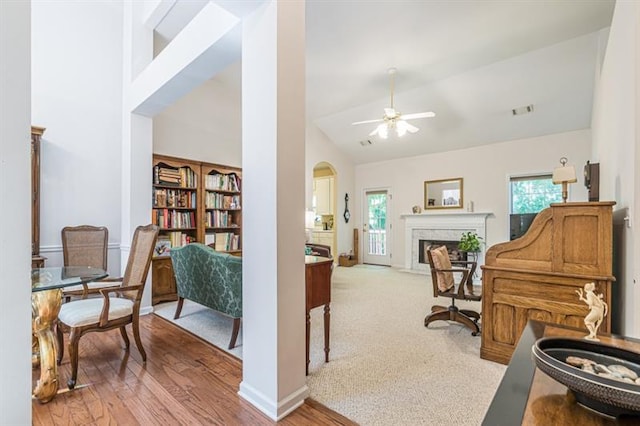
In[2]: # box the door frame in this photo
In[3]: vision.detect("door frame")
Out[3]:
[361,187,392,266]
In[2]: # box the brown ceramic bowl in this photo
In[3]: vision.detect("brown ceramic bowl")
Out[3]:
[532,337,640,418]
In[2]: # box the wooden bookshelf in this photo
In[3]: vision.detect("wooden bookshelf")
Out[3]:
[201,162,242,255]
[150,154,242,304]
[152,154,200,247]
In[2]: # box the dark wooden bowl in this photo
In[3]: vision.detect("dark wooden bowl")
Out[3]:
[532,337,640,418]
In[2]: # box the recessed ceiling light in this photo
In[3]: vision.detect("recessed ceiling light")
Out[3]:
[512,104,534,116]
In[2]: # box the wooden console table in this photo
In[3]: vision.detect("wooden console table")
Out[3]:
[305,255,332,375]
[483,320,640,425]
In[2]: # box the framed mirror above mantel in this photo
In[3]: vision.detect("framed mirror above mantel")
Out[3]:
[424,177,463,210]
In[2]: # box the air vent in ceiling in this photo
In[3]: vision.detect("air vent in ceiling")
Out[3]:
[512,104,534,116]
[359,139,373,146]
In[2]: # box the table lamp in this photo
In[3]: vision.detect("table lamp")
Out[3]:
[552,157,577,203]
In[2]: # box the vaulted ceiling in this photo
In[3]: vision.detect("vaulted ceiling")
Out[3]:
[156,0,616,164]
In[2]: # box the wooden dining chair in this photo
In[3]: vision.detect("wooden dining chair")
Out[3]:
[61,225,114,299]
[56,224,158,389]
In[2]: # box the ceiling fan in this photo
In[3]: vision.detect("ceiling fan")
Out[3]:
[352,67,435,138]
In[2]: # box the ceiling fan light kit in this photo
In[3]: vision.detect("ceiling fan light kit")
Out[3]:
[352,67,435,139]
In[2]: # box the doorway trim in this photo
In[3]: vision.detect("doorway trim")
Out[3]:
[362,187,392,266]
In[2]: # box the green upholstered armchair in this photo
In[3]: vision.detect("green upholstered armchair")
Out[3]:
[169,243,242,349]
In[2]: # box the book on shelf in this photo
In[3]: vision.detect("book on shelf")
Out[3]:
[153,188,196,208]
[165,231,194,248]
[212,232,240,252]
[151,209,196,229]
[214,232,228,251]
[154,163,197,187]
[205,170,241,192]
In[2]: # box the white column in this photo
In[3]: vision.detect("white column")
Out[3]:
[633,0,640,338]
[239,0,308,420]
[121,1,154,310]
[0,0,32,423]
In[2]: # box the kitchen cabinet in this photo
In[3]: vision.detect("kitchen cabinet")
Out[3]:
[312,231,335,260]
[314,176,334,215]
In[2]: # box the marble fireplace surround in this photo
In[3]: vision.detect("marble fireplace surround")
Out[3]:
[401,212,491,273]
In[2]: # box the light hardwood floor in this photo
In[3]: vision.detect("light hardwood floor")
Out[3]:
[32,314,355,425]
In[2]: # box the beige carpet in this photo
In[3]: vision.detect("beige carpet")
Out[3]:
[154,265,506,425]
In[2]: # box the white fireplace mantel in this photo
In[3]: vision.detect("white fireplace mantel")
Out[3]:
[401,212,491,273]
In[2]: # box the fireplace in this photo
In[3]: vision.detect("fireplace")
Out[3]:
[401,212,490,274]
[417,239,467,264]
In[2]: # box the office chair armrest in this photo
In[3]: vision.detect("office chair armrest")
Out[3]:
[437,267,470,273]
[450,260,477,285]
[450,260,477,267]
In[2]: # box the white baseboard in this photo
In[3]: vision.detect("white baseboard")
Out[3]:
[238,380,309,421]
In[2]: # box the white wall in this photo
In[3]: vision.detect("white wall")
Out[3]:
[306,123,356,257]
[153,75,242,167]
[355,129,591,268]
[31,1,124,276]
[591,1,639,337]
[0,1,32,423]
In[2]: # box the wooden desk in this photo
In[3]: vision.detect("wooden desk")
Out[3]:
[483,321,640,425]
[305,255,332,375]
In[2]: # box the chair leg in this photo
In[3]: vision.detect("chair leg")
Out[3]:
[460,309,480,321]
[431,304,448,313]
[229,318,241,349]
[119,326,130,349]
[425,305,481,336]
[55,322,64,365]
[173,297,184,320]
[453,311,481,336]
[132,318,147,362]
[67,328,80,389]
[424,309,453,328]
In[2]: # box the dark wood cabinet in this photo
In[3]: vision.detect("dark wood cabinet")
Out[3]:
[31,126,46,268]
[151,154,242,304]
[151,256,178,305]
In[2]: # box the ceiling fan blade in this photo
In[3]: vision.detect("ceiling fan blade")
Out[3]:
[399,111,436,120]
[404,121,419,133]
[395,120,418,137]
[370,123,389,138]
[352,118,384,125]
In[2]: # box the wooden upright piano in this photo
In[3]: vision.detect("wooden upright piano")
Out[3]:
[480,202,616,364]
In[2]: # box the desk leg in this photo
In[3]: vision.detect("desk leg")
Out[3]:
[306,311,311,376]
[32,289,62,403]
[323,304,330,363]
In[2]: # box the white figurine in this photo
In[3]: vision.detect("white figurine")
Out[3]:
[576,282,608,341]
